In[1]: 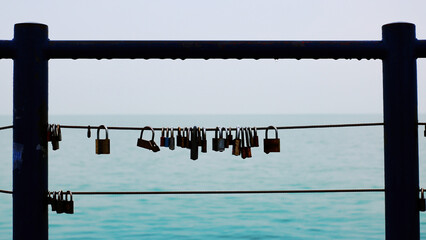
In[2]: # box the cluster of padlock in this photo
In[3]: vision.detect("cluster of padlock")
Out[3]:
[133,125,281,160]
[47,124,62,150]
[60,124,281,158]
[47,190,74,214]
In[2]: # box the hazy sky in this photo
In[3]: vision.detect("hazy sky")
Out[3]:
[0,1,425,115]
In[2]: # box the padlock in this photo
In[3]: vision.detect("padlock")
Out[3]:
[137,126,160,152]
[197,127,202,146]
[164,128,170,147]
[232,127,241,156]
[190,126,199,160]
[160,128,166,147]
[217,127,226,152]
[51,191,58,212]
[252,127,259,147]
[245,128,252,158]
[264,126,280,154]
[47,191,52,206]
[176,127,183,147]
[241,127,247,159]
[47,124,53,142]
[47,191,54,210]
[201,127,207,153]
[56,191,65,214]
[181,127,188,148]
[64,191,74,214]
[185,127,191,149]
[169,127,175,150]
[424,126,426,137]
[419,188,426,212]
[57,125,62,141]
[212,127,220,151]
[51,124,60,151]
[87,125,91,138]
[225,127,232,148]
[96,125,110,154]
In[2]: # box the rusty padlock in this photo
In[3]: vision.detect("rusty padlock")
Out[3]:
[190,126,199,160]
[96,125,110,154]
[419,188,426,212]
[232,126,241,156]
[185,127,191,149]
[241,127,247,159]
[212,127,220,151]
[245,128,252,158]
[64,191,74,214]
[176,127,183,147]
[47,124,53,142]
[251,127,259,147]
[137,126,160,152]
[51,124,60,151]
[51,191,58,212]
[57,124,62,141]
[160,128,166,147]
[169,127,175,150]
[264,126,280,154]
[56,191,65,214]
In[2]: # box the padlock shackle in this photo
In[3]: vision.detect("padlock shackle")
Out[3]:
[215,127,220,138]
[265,126,278,139]
[161,127,165,137]
[220,127,227,138]
[97,125,109,140]
[202,127,206,140]
[245,128,251,147]
[140,126,155,141]
[177,127,182,136]
[66,190,73,201]
[235,126,241,138]
[241,127,246,147]
[87,125,91,138]
[422,188,424,198]
[253,127,258,137]
[170,127,174,138]
[51,124,57,137]
[58,190,63,201]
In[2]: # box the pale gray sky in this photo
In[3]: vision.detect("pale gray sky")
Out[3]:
[0,0,425,114]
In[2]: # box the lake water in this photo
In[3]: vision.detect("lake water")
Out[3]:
[1,114,426,239]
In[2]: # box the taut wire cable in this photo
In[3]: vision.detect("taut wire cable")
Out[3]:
[1,188,385,195]
[1,123,426,132]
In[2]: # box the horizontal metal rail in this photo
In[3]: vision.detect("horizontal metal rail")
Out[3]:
[0,40,14,59]
[46,40,385,60]
[416,40,426,58]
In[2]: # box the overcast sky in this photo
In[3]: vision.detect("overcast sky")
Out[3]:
[0,1,425,115]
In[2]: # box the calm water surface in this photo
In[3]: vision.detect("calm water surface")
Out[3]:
[1,114,426,239]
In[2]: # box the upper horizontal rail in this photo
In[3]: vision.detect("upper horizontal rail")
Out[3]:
[0,40,14,58]
[416,40,426,58]
[1,38,426,60]
[47,40,385,60]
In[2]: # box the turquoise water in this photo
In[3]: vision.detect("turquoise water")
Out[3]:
[1,114,426,239]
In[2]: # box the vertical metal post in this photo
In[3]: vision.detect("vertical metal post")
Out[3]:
[382,23,419,239]
[13,23,48,240]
